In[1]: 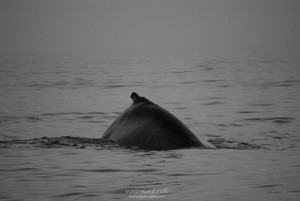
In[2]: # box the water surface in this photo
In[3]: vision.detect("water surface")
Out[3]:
[0,53,299,200]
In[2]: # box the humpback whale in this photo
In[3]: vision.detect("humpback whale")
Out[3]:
[101,92,214,150]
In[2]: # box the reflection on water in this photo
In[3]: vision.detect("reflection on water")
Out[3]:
[0,53,299,200]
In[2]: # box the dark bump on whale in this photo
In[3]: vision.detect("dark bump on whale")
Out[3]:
[101,92,215,151]
[130,92,151,105]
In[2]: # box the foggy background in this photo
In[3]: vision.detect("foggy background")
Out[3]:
[1,0,299,58]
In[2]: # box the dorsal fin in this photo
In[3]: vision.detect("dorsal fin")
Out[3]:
[130,92,151,105]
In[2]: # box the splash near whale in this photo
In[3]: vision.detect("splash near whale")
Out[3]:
[101,92,215,150]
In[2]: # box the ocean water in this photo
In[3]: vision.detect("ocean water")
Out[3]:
[0,52,299,200]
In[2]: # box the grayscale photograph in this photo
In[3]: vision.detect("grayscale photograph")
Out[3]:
[0,0,299,200]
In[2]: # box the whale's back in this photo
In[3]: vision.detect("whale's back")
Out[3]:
[101,92,213,150]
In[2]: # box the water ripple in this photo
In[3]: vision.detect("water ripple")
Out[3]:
[256,184,282,188]
[72,168,158,173]
[237,111,258,114]
[54,192,86,198]
[202,101,223,105]
[0,136,266,150]
[245,79,300,89]
[243,117,294,124]
[0,112,110,124]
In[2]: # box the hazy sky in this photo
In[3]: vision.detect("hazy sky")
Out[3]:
[1,0,299,56]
